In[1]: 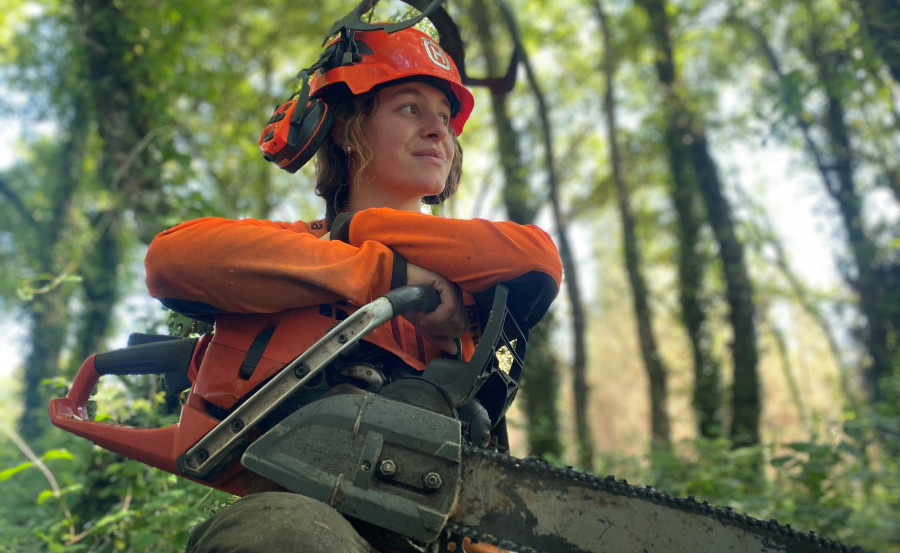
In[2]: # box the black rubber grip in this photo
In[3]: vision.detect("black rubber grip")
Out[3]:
[383,285,440,316]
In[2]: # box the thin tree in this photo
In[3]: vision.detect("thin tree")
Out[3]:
[470,0,563,459]
[632,0,723,441]
[593,0,670,448]
[637,0,761,448]
[3,10,92,439]
[729,5,897,406]
[503,4,593,468]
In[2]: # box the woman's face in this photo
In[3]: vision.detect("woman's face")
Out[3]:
[352,81,455,210]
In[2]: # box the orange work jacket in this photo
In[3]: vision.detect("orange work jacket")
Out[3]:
[145,207,563,369]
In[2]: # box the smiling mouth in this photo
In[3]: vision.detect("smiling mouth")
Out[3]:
[414,152,445,166]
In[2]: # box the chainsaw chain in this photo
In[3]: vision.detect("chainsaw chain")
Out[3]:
[440,445,864,553]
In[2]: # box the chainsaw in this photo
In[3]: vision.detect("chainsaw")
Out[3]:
[49,282,864,552]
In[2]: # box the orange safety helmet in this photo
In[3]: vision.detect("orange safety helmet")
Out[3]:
[310,26,475,136]
[260,25,475,173]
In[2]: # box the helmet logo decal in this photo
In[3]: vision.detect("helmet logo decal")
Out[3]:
[421,37,452,71]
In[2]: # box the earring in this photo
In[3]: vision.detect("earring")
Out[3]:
[345,145,353,154]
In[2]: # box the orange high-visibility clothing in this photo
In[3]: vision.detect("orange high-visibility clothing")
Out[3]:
[145,207,562,368]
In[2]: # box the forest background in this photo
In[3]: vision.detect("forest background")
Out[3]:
[1,0,898,551]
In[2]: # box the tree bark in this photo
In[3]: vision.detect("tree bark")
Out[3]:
[15,84,89,439]
[513,18,593,468]
[639,0,760,448]
[471,0,562,459]
[687,131,760,448]
[812,44,892,403]
[72,0,161,361]
[594,0,670,448]
[635,0,727,440]
[733,10,897,406]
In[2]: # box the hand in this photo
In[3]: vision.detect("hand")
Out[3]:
[404,263,467,355]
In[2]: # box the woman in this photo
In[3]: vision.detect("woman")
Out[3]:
[145,24,562,553]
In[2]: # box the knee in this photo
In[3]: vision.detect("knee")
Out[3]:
[186,492,374,553]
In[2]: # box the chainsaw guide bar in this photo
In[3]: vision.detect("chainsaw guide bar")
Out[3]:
[439,446,864,553]
[242,392,864,553]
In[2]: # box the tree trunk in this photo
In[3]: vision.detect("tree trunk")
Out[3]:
[640,0,760,448]
[594,0,670,448]
[74,210,124,361]
[686,132,760,448]
[72,0,161,360]
[733,11,897,407]
[636,0,726,440]
[471,0,562,459]
[854,0,900,83]
[14,82,89,438]
[20,291,69,439]
[514,23,593,469]
[812,44,892,404]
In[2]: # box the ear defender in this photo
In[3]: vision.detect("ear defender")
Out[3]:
[259,95,335,174]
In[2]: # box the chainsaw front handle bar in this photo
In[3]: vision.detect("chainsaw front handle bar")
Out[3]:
[180,285,439,479]
[49,285,441,482]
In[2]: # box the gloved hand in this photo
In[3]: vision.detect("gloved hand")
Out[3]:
[457,399,491,447]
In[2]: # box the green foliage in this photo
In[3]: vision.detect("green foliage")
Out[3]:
[1,386,233,553]
[591,412,900,552]
[166,311,213,339]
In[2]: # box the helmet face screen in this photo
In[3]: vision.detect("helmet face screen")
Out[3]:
[327,0,519,92]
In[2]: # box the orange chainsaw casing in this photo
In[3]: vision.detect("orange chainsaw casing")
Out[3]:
[49,303,426,497]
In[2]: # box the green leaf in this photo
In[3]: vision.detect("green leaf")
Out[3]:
[37,489,57,504]
[0,461,34,481]
[42,449,74,461]
[770,455,795,467]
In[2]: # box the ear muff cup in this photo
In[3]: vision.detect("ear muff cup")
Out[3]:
[260,96,335,173]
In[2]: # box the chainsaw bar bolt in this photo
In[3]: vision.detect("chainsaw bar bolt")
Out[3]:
[293,363,309,379]
[379,459,397,477]
[230,419,244,433]
[423,471,443,490]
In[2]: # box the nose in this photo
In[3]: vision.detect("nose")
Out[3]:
[421,110,450,141]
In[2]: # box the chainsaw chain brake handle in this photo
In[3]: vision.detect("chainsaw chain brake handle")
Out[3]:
[423,283,526,425]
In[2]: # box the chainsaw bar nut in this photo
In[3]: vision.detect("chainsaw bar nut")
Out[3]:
[378,459,397,477]
[423,471,443,490]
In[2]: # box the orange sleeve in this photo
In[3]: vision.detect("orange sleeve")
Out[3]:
[144,217,395,314]
[345,208,563,293]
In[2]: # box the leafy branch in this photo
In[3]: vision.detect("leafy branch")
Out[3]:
[1,423,76,542]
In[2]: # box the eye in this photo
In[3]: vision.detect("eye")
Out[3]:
[400,103,418,115]
[439,113,450,126]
